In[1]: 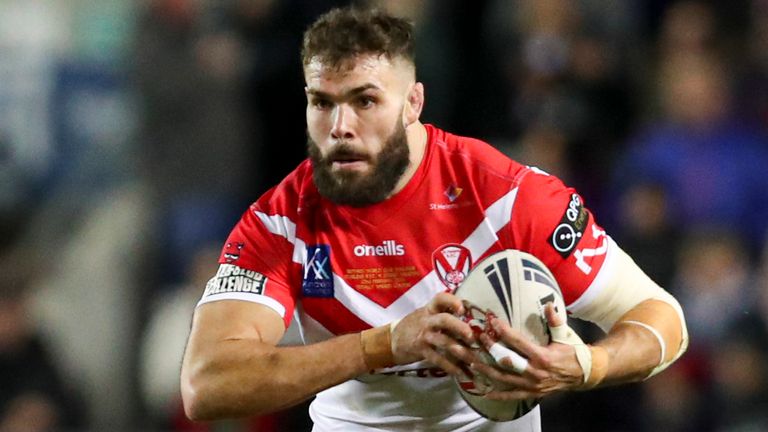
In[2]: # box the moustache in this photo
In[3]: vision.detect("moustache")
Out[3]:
[324,143,371,163]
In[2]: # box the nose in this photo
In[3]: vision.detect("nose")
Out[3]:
[330,104,356,141]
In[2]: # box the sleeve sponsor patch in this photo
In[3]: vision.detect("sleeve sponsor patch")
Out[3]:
[203,264,267,297]
[548,193,589,258]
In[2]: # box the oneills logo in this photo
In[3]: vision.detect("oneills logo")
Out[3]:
[353,240,405,257]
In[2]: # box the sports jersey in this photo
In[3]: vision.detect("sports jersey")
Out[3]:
[199,124,616,431]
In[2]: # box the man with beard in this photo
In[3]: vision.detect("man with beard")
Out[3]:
[307,115,410,207]
[181,6,688,432]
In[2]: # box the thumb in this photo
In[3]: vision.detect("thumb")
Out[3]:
[544,302,564,328]
[545,303,586,346]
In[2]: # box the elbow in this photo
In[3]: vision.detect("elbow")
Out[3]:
[180,363,222,422]
[181,372,210,421]
[180,359,275,421]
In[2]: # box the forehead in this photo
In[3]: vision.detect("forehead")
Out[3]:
[304,54,410,93]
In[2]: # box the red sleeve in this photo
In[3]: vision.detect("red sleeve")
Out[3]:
[509,170,610,306]
[198,187,300,328]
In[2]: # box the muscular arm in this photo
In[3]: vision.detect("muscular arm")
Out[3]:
[573,244,688,386]
[180,301,369,420]
[181,294,475,421]
[474,244,688,398]
[587,298,684,386]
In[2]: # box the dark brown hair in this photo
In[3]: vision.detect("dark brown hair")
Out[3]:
[301,6,415,68]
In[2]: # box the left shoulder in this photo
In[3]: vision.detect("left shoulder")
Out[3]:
[426,124,527,183]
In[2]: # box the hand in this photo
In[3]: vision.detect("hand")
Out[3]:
[473,303,584,401]
[390,292,478,376]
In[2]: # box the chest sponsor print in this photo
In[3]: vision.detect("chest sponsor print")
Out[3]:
[343,264,422,307]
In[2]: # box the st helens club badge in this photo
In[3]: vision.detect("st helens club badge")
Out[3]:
[432,244,472,291]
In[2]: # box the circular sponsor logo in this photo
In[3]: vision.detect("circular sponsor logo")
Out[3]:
[551,223,582,253]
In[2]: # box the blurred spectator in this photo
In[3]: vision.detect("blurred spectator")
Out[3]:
[657,1,719,56]
[134,0,260,285]
[140,244,220,425]
[0,1,67,244]
[367,0,463,129]
[237,0,351,189]
[672,228,755,349]
[739,0,768,130]
[615,183,680,287]
[642,358,712,432]
[0,252,86,432]
[709,322,768,431]
[701,239,768,431]
[640,226,761,432]
[483,0,640,207]
[613,50,768,255]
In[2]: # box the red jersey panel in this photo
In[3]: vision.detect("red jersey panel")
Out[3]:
[199,124,610,334]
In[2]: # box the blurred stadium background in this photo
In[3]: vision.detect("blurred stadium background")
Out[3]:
[1,0,767,431]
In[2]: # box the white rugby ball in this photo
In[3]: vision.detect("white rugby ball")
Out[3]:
[452,249,567,422]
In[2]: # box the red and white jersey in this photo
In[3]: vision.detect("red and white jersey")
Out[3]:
[199,124,616,431]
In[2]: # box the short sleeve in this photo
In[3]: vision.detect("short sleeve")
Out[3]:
[197,197,300,329]
[508,170,612,307]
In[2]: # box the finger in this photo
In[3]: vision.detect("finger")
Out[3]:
[427,292,465,315]
[488,342,529,374]
[423,331,477,365]
[483,319,541,360]
[428,313,474,345]
[470,361,531,389]
[484,389,541,401]
[421,346,465,377]
[544,302,563,328]
[449,345,483,366]
[497,356,550,383]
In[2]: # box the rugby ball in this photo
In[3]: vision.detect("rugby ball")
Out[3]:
[452,249,567,422]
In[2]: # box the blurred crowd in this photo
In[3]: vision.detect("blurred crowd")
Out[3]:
[1,0,767,431]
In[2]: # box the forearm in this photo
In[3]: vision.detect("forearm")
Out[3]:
[182,332,369,420]
[571,245,688,388]
[180,294,471,421]
[586,298,686,387]
[591,316,662,385]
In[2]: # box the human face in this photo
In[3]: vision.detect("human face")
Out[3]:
[304,54,415,205]
[308,117,408,206]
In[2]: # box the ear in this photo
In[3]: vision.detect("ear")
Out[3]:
[403,82,425,126]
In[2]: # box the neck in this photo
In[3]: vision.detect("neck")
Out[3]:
[390,121,427,196]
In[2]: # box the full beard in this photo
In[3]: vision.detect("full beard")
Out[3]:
[308,120,410,207]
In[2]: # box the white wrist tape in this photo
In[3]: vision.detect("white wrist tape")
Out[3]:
[488,342,529,374]
[550,321,610,388]
[572,344,594,384]
[549,322,592,384]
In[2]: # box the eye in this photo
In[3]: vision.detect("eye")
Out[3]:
[311,98,333,110]
[357,96,376,109]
